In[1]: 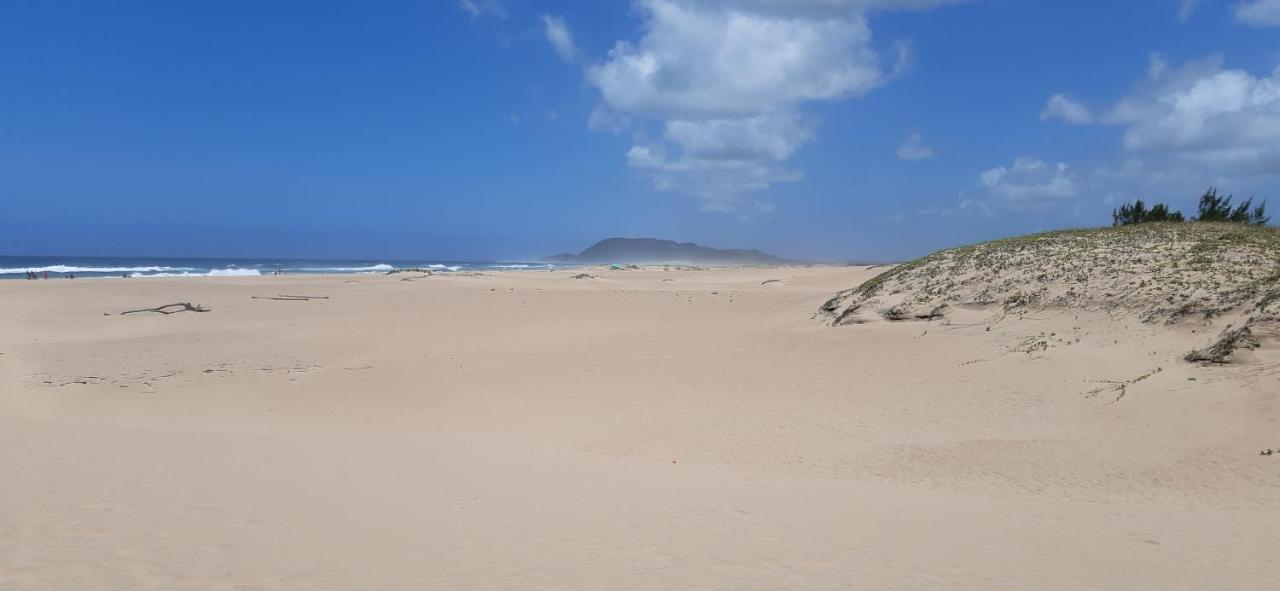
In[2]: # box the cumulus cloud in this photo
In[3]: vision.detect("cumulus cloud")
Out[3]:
[459,0,506,19]
[1103,54,1280,176]
[897,132,934,161]
[1040,94,1093,124]
[979,158,1078,203]
[585,0,957,209]
[541,15,578,63]
[931,54,1280,220]
[627,124,807,211]
[1235,0,1280,26]
[918,157,1080,219]
[589,3,885,117]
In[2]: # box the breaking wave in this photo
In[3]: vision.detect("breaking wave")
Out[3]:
[0,265,194,275]
[131,269,262,278]
[295,264,394,272]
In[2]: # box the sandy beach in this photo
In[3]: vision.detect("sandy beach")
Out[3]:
[2,265,1278,589]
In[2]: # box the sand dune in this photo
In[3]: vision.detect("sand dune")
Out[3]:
[2,265,1278,589]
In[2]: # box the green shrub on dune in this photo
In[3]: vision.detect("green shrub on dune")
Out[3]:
[1112,188,1268,227]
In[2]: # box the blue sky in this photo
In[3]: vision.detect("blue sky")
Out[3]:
[2,0,1279,262]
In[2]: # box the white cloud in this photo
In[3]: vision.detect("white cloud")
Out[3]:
[627,129,806,211]
[897,132,933,161]
[664,113,816,162]
[541,15,578,63]
[888,38,915,79]
[918,197,992,218]
[979,157,1078,203]
[587,105,631,133]
[589,2,885,118]
[1178,0,1200,22]
[1235,0,1280,26]
[916,157,1079,221]
[1147,52,1169,79]
[585,0,957,210]
[459,0,506,19]
[930,54,1280,220]
[1040,94,1093,124]
[696,0,967,15]
[1103,55,1280,176]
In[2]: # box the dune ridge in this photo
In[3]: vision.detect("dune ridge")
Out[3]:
[820,222,1280,362]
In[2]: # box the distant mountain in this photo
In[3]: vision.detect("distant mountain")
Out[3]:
[544,238,789,265]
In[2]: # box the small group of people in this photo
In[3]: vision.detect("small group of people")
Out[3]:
[22,270,74,280]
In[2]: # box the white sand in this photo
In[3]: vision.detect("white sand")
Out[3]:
[2,266,1277,589]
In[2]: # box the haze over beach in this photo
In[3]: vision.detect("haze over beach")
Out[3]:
[4,1,1280,589]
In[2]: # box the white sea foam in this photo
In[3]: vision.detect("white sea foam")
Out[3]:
[130,268,262,278]
[1,265,193,275]
[296,264,393,272]
[4,261,466,278]
[490,264,551,269]
[207,268,262,277]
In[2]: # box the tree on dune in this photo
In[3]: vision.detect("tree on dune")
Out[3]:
[1194,188,1268,225]
[1111,188,1268,227]
[1112,199,1184,226]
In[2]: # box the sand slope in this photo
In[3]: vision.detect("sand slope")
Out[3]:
[2,266,1278,589]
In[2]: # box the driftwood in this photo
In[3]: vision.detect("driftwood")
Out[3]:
[251,294,330,301]
[115,302,210,316]
[386,268,434,275]
[1186,324,1258,363]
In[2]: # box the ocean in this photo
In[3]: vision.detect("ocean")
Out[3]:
[0,256,564,280]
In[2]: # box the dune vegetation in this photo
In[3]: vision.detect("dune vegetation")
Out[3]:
[820,222,1280,362]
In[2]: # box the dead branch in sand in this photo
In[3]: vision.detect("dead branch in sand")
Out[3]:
[386,268,434,275]
[1081,367,1163,404]
[114,302,210,316]
[251,295,330,301]
[1185,324,1258,364]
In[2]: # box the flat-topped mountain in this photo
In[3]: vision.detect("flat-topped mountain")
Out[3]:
[545,238,788,265]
